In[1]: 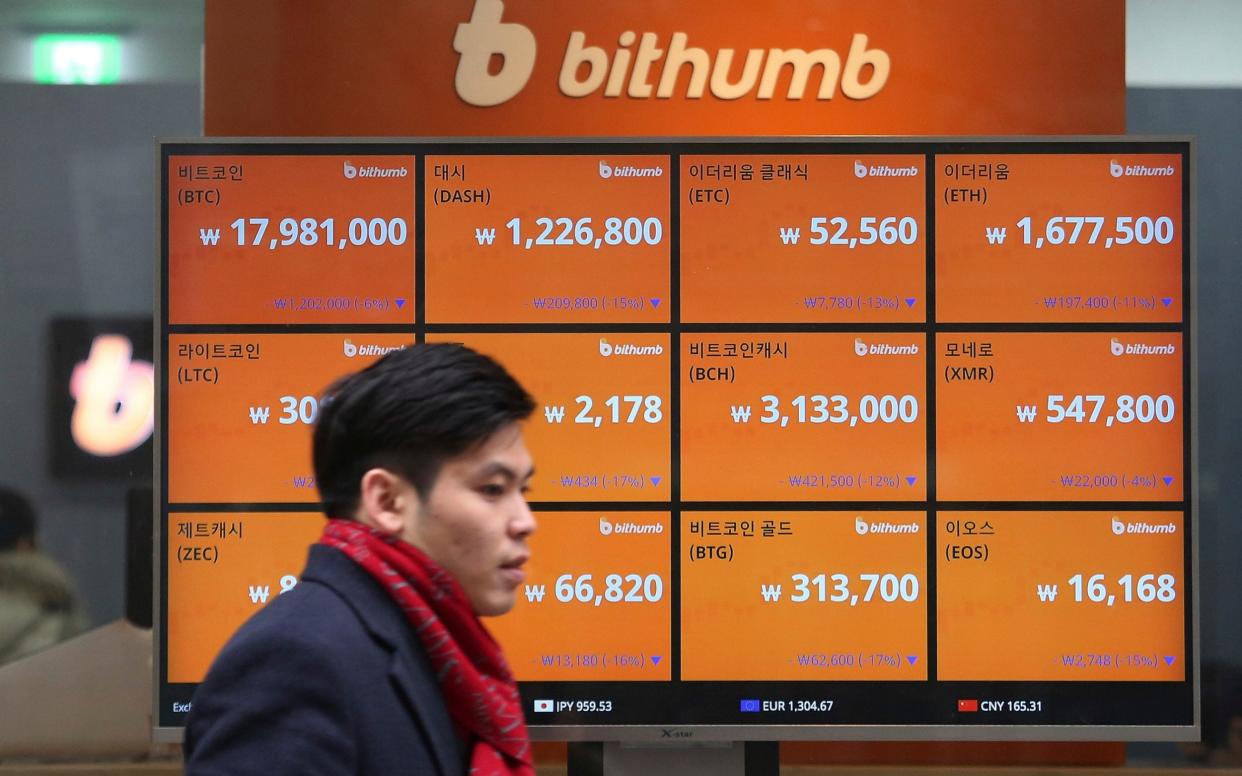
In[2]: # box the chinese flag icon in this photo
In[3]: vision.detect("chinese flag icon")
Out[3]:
[958,699,979,712]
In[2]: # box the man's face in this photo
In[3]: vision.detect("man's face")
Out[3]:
[401,422,536,616]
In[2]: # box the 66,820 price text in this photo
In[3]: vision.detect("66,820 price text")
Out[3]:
[523,574,665,608]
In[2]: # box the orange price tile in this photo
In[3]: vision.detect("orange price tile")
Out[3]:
[425,155,670,323]
[488,512,670,681]
[682,155,926,323]
[681,512,926,680]
[166,512,324,683]
[168,334,412,503]
[935,154,1182,322]
[935,332,1183,501]
[429,333,670,502]
[681,334,926,501]
[168,155,416,324]
[937,511,1186,680]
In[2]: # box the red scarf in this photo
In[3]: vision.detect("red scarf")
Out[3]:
[319,519,534,776]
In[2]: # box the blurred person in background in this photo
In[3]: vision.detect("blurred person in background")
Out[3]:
[0,487,87,663]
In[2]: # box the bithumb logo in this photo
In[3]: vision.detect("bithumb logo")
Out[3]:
[854,160,918,178]
[854,337,919,357]
[599,160,664,179]
[856,516,920,535]
[1110,337,1176,357]
[453,0,889,106]
[1112,516,1177,535]
[343,339,406,358]
[69,335,154,456]
[343,161,408,180]
[453,0,538,107]
[600,516,664,536]
[1110,159,1175,178]
[599,338,663,357]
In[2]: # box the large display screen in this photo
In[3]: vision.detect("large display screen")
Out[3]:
[158,140,1194,739]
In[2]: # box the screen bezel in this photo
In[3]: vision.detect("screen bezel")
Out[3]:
[153,136,1198,742]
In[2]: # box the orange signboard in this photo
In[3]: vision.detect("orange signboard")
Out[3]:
[488,511,671,681]
[682,155,925,323]
[168,334,412,502]
[935,333,1183,502]
[428,333,671,502]
[681,512,926,680]
[936,154,1183,323]
[166,512,325,682]
[204,1,1123,137]
[937,511,1185,681]
[426,155,670,323]
[681,333,926,501]
[168,155,416,325]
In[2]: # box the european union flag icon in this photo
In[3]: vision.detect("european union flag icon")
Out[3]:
[740,699,761,712]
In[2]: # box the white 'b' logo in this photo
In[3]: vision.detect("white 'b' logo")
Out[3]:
[599,517,614,536]
[343,161,357,179]
[855,517,869,535]
[343,339,357,357]
[1110,160,1123,178]
[854,338,868,357]
[1111,517,1125,535]
[1110,337,1124,356]
[599,161,613,179]
[453,0,537,107]
[854,160,868,178]
[598,338,613,357]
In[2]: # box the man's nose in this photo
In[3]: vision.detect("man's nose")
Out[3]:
[512,496,536,537]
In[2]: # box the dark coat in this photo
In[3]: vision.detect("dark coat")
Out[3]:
[184,545,464,775]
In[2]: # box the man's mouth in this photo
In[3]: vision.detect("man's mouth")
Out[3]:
[499,555,529,585]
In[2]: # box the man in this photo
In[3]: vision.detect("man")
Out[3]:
[0,487,87,664]
[185,343,537,776]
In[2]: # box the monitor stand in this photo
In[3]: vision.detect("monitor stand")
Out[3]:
[568,741,777,776]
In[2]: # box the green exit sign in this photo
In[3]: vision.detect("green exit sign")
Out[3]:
[33,34,122,84]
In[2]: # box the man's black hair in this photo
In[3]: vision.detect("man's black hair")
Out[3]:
[312,343,534,519]
[0,487,37,551]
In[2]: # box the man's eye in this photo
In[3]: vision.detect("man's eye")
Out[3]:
[479,484,505,497]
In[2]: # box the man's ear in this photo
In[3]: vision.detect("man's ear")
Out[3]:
[355,468,418,536]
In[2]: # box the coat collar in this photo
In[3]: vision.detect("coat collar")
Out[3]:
[302,544,463,776]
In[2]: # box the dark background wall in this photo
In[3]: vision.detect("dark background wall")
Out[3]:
[0,84,199,625]
[1128,88,1242,665]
